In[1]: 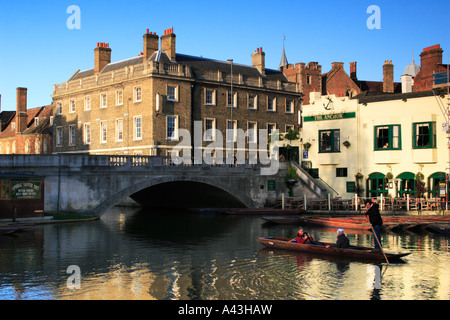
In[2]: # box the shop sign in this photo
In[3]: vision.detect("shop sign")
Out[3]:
[11,181,42,199]
[303,112,356,122]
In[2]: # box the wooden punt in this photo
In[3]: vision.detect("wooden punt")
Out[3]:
[225,208,304,215]
[257,237,410,262]
[296,216,373,230]
[261,216,304,224]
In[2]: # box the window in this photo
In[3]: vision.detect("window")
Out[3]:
[267,123,277,142]
[116,119,123,142]
[100,121,107,143]
[56,127,63,146]
[134,116,142,140]
[84,123,91,145]
[319,129,340,153]
[413,122,436,148]
[56,102,62,115]
[227,91,237,108]
[248,94,257,109]
[205,89,216,105]
[267,97,276,112]
[374,125,401,150]
[70,99,75,113]
[134,87,142,102]
[336,168,348,177]
[69,125,76,146]
[167,85,177,101]
[227,120,237,142]
[116,90,123,105]
[100,93,107,108]
[286,99,294,113]
[204,118,216,141]
[248,122,257,143]
[85,96,91,110]
[167,116,178,140]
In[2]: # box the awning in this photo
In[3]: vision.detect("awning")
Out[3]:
[396,172,414,180]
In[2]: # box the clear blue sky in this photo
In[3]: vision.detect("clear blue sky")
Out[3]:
[1,0,449,111]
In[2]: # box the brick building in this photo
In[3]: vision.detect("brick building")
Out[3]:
[52,28,302,160]
[0,88,53,155]
[413,44,448,92]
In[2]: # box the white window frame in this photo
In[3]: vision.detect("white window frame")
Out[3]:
[204,118,216,141]
[84,123,91,145]
[69,125,76,146]
[226,119,237,142]
[69,99,76,113]
[134,87,142,102]
[247,121,257,143]
[100,121,107,143]
[285,99,294,113]
[267,97,276,112]
[100,93,107,108]
[227,91,237,108]
[84,96,91,111]
[56,126,63,146]
[205,89,216,105]
[248,94,258,110]
[134,116,142,140]
[166,115,179,141]
[116,119,123,142]
[167,85,178,102]
[116,90,123,106]
[56,102,62,115]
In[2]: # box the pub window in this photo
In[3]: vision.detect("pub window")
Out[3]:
[134,87,142,102]
[116,90,123,106]
[84,123,91,145]
[56,127,63,146]
[336,168,348,177]
[319,129,340,153]
[374,124,401,150]
[204,118,216,141]
[100,121,107,143]
[85,96,91,110]
[413,122,436,149]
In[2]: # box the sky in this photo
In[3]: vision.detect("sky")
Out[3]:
[0,0,449,111]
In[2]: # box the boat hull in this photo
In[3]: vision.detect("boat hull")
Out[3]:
[257,237,410,262]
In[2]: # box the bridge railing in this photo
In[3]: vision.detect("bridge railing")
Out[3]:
[0,154,276,171]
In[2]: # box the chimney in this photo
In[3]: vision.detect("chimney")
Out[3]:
[16,87,28,133]
[94,42,111,74]
[419,44,443,78]
[350,62,357,81]
[161,27,176,61]
[252,47,265,74]
[331,62,344,70]
[143,29,159,62]
[383,60,394,93]
[401,74,413,93]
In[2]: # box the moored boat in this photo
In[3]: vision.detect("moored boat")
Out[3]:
[261,216,304,224]
[257,237,410,262]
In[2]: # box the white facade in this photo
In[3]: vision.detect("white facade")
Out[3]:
[300,90,449,199]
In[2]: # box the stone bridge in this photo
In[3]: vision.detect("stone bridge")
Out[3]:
[0,155,327,216]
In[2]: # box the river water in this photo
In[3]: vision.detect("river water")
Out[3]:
[0,206,449,300]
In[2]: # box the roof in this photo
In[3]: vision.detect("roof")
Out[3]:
[353,89,434,103]
[0,105,53,139]
[68,50,289,83]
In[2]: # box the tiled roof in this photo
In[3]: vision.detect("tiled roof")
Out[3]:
[68,51,289,83]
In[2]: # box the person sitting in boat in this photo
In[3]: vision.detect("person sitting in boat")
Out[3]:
[326,228,350,248]
[289,227,314,244]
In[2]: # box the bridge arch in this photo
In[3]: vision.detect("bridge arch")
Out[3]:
[92,175,254,216]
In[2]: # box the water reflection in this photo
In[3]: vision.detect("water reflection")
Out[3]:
[0,206,448,300]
